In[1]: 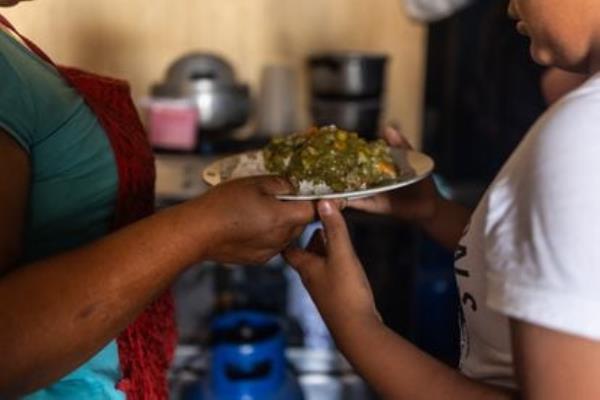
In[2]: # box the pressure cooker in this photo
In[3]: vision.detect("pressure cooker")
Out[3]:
[152,53,251,132]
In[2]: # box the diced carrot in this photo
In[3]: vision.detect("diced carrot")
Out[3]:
[377,162,397,176]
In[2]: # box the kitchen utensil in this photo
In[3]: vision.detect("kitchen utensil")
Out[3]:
[163,52,235,86]
[256,65,299,137]
[308,53,388,98]
[141,97,199,152]
[152,53,251,132]
[152,80,250,133]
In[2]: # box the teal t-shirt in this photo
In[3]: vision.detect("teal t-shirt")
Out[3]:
[0,29,124,399]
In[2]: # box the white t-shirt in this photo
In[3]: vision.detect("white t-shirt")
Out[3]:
[455,72,600,389]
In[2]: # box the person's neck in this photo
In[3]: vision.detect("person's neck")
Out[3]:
[589,28,600,75]
[591,51,600,75]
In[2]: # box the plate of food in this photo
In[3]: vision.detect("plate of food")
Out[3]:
[202,125,434,200]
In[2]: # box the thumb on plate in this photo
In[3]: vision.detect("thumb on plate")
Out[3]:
[318,200,354,261]
[384,126,413,150]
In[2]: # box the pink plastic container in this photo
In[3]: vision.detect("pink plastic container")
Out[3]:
[143,98,199,152]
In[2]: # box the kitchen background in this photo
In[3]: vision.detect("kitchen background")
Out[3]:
[4,0,425,146]
[5,1,539,399]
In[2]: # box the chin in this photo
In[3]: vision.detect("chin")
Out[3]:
[535,49,591,74]
[530,45,555,67]
[529,37,594,73]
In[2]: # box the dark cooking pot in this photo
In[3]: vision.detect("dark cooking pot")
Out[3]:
[311,98,382,139]
[308,52,388,98]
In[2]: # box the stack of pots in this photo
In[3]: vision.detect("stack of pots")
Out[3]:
[308,52,388,139]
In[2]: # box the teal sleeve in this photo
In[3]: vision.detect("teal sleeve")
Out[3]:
[0,51,35,153]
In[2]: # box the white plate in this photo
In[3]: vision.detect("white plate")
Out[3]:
[202,148,434,201]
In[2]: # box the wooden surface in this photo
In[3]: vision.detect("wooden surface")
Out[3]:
[3,0,426,145]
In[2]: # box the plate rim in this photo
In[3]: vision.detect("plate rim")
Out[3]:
[202,148,435,201]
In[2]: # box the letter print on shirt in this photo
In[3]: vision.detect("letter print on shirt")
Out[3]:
[455,223,477,360]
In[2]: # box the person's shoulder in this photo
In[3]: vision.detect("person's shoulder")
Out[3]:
[525,75,600,163]
[0,32,28,85]
[0,33,37,149]
[540,75,600,140]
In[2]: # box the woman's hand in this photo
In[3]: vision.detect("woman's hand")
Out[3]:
[349,127,440,225]
[283,200,380,334]
[189,176,315,264]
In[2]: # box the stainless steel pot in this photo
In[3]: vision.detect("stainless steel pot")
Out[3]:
[311,98,382,138]
[152,53,250,132]
[308,53,388,98]
[164,53,235,86]
[153,80,250,132]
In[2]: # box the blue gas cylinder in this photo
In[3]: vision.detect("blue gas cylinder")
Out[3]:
[183,311,304,400]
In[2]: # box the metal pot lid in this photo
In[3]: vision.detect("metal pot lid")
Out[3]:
[163,53,236,86]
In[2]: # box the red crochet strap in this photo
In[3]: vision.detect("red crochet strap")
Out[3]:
[0,15,177,399]
[0,13,14,30]
[59,67,178,400]
[0,14,54,65]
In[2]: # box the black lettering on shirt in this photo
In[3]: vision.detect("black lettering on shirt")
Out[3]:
[462,292,478,311]
[455,244,467,261]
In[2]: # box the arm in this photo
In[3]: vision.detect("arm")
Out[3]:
[349,127,471,251]
[334,316,514,400]
[284,201,513,400]
[0,129,28,272]
[419,195,471,251]
[512,320,600,400]
[287,202,600,399]
[328,306,600,400]
[0,129,314,397]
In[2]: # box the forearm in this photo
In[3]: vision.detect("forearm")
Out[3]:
[0,201,214,396]
[333,316,515,400]
[418,196,471,251]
